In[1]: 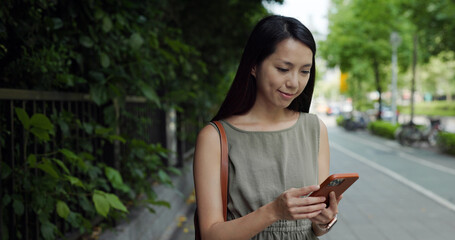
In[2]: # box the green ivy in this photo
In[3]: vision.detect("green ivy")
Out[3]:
[1,108,178,239]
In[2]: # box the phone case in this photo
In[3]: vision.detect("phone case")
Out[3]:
[309,173,359,205]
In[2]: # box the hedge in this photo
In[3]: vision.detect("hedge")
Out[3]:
[367,121,400,139]
[437,132,455,156]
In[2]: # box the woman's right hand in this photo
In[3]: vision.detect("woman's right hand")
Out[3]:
[272,185,327,220]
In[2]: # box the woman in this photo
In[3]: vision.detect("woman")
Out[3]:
[193,15,340,239]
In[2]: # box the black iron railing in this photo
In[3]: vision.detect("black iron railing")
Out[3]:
[0,88,194,239]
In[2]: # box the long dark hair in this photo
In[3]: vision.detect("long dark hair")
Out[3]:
[212,15,317,121]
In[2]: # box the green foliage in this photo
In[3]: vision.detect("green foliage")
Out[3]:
[368,120,400,139]
[398,0,455,59]
[418,51,455,99]
[336,115,345,126]
[320,0,455,112]
[399,101,455,117]
[437,131,455,156]
[2,108,180,239]
[0,0,279,238]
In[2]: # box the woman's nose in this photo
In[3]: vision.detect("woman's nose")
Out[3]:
[286,72,299,88]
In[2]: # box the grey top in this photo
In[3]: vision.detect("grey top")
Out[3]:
[220,112,320,240]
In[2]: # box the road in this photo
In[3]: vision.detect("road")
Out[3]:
[168,115,455,240]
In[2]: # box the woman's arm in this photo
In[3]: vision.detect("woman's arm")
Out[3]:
[194,124,326,240]
[311,118,341,236]
[317,118,330,183]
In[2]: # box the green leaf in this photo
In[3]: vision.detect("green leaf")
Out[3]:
[56,201,70,219]
[59,149,79,161]
[105,167,122,183]
[27,154,37,167]
[30,114,53,130]
[95,126,112,135]
[2,194,12,207]
[100,52,110,68]
[129,33,144,50]
[148,199,171,209]
[93,191,110,217]
[104,167,129,192]
[138,81,160,106]
[15,108,30,130]
[1,161,12,179]
[82,122,94,134]
[52,17,63,30]
[94,9,104,20]
[147,206,156,213]
[79,196,94,212]
[52,159,70,174]
[167,167,181,176]
[80,152,95,161]
[65,175,85,189]
[158,170,172,184]
[79,36,94,48]
[40,221,56,240]
[102,16,113,32]
[90,84,109,106]
[13,199,24,216]
[105,193,128,212]
[30,128,50,141]
[57,119,70,136]
[107,135,126,143]
[35,159,59,178]
[88,71,106,83]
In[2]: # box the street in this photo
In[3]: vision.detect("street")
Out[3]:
[167,115,455,240]
[320,115,455,240]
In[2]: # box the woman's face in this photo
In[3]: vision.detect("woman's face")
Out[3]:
[252,38,313,110]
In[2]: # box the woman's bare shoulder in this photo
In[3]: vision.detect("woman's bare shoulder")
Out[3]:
[195,124,221,152]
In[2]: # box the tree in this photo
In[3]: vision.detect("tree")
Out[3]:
[398,0,455,60]
[320,0,411,118]
[419,51,455,101]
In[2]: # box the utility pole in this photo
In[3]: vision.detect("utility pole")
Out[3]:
[411,34,417,125]
[390,32,401,125]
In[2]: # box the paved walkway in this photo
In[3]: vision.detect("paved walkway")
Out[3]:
[321,138,455,239]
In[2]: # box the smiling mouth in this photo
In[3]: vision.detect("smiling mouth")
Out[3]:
[278,90,295,97]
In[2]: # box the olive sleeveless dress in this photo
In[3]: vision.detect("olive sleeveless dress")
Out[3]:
[219,112,320,240]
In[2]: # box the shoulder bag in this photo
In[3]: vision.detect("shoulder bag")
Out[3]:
[194,121,229,240]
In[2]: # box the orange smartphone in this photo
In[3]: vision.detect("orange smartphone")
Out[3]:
[309,173,359,206]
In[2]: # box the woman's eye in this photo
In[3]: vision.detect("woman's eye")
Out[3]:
[301,70,310,74]
[277,67,288,72]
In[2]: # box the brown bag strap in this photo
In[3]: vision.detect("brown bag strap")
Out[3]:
[212,121,228,221]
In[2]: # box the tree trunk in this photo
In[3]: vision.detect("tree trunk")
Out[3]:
[446,90,453,102]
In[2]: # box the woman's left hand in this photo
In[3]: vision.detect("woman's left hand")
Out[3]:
[310,191,342,225]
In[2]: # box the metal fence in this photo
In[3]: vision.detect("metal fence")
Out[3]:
[0,88,194,239]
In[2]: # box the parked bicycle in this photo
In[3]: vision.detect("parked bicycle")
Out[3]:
[342,111,369,131]
[395,119,442,147]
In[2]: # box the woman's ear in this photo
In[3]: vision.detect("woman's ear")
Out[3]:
[251,65,257,78]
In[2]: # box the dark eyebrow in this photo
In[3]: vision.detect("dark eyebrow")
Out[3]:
[282,61,312,68]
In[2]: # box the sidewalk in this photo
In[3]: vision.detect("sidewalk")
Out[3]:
[321,142,455,240]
